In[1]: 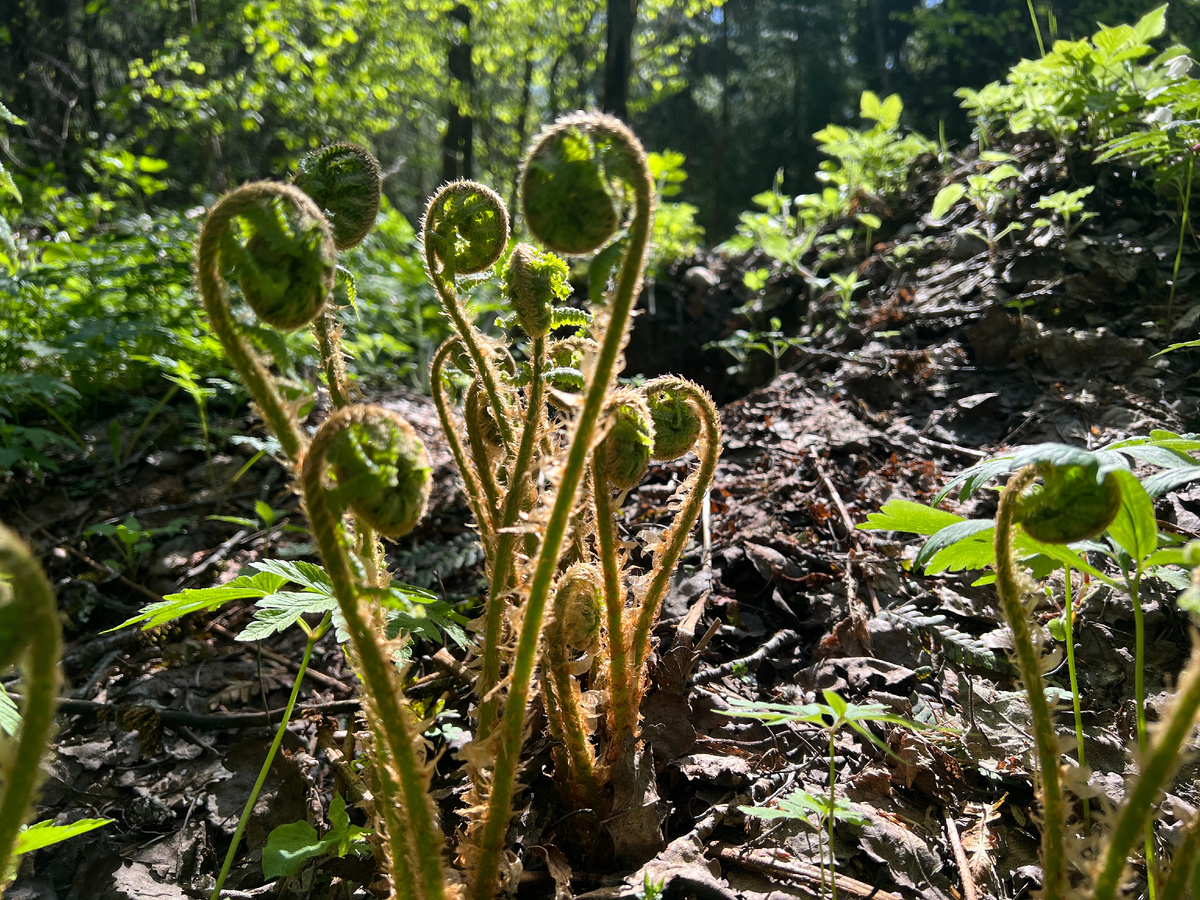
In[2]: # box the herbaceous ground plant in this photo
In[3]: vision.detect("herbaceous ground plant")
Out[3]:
[169,113,716,898]
[865,444,1200,899]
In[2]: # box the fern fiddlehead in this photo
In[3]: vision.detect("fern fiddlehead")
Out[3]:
[620,377,720,743]
[541,564,604,811]
[293,143,383,411]
[293,142,382,252]
[422,181,514,455]
[197,181,336,461]
[995,462,1120,900]
[467,112,654,900]
[0,525,62,892]
[474,245,568,736]
[299,405,446,900]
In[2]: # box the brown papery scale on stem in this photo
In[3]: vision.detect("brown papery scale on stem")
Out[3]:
[597,390,655,490]
[323,405,433,538]
[465,381,504,460]
[213,182,337,331]
[292,142,382,250]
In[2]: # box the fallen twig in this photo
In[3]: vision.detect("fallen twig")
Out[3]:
[714,844,904,900]
[689,629,800,687]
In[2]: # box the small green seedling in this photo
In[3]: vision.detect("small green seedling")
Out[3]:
[725,690,925,900]
[83,515,190,576]
[262,794,372,879]
[1033,186,1095,242]
[931,154,1025,262]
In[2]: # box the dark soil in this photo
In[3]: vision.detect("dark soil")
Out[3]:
[6,131,1200,900]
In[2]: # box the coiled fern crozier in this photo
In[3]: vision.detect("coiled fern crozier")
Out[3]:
[197,114,720,900]
[994,463,1200,899]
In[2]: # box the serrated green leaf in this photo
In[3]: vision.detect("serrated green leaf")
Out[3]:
[237,591,337,641]
[934,456,1016,504]
[252,559,332,595]
[105,571,288,632]
[917,519,994,572]
[1131,4,1168,43]
[1108,469,1158,568]
[1141,466,1200,498]
[14,818,111,855]
[858,499,963,535]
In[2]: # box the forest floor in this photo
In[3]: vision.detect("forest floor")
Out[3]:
[6,132,1200,900]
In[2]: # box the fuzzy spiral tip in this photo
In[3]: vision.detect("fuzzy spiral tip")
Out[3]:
[502,243,570,338]
[325,406,433,538]
[553,564,604,654]
[207,182,337,331]
[598,390,655,490]
[644,381,702,461]
[422,180,509,278]
[521,113,639,256]
[1014,461,1121,544]
[293,142,382,251]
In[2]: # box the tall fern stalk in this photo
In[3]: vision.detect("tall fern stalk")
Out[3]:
[466,113,655,900]
[995,468,1068,900]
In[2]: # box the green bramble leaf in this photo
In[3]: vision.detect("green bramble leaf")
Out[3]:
[917,520,994,573]
[105,570,288,632]
[858,499,964,535]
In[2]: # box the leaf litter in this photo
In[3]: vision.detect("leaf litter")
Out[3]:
[6,127,1200,898]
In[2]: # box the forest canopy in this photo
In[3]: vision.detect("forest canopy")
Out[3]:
[4,0,1199,237]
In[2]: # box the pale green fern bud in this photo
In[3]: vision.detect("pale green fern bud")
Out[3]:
[1014,462,1121,544]
[554,564,603,654]
[423,180,509,278]
[521,117,622,255]
[215,183,337,331]
[598,390,655,490]
[292,142,382,251]
[644,381,701,461]
[326,406,433,537]
[502,243,570,338]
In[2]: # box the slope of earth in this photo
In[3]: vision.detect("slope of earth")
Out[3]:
[6,130,1200,900]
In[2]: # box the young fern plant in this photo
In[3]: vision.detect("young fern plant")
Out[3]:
[993,462,1200,900]
[433,113,721,896]
[190,114,720,900]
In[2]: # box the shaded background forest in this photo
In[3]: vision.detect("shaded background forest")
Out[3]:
[5,0,1200,239]
[4,0,1200,485]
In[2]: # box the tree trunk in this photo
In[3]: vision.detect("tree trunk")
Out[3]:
[442,2,474,182]
[508,49,534,216]
[711,4,729,239]
[602,0,637,120]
